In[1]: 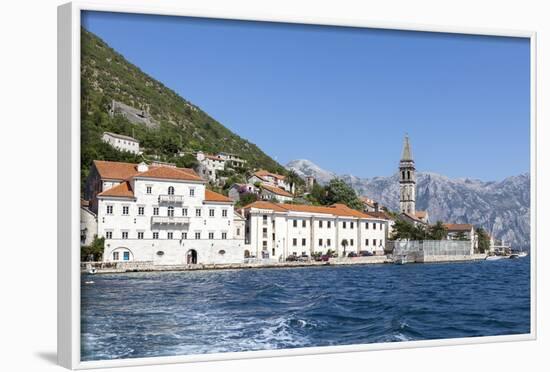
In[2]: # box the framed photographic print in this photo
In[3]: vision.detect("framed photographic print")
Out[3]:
[58,1,536,369]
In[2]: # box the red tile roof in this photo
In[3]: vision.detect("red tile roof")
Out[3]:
[365,211,392,220]
[402,212,425,223]
[98,181,135,198]
[243,201,382,219]
[93,160,139,180]
[254,169,286,181]
[242,201,289,212]
[261,183,293,197]
[204,189,233,203]
[444,223,473,232]
[134,166,202,181]
[93,160,202,182]
[415,211,428,219]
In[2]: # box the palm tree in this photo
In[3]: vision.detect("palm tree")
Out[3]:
[286,169,303,195]
[428,221,448,240]
[341,239,349,257]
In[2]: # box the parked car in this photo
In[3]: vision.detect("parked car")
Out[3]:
[320,254,330,262]
[286,254,298,262]
[298,254,309,262]
[347,252,358,258]
[359,250,373,257]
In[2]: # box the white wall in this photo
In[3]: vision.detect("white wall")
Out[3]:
[246,208,388,259]
[97,178,241,263]
[80,207,97,246]
[104,238,245,264]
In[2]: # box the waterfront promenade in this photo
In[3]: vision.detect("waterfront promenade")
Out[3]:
[82,254,488,274]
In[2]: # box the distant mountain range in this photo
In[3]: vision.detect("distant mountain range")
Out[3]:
[287,159,530,249]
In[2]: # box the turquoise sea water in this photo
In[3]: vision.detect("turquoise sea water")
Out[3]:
[81,258,530,361]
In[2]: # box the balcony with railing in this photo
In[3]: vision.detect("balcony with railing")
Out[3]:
[151,216,190,225]
[158,194,184,204]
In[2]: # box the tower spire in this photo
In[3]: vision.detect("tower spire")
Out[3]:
[401,134,413,161]
[399,134,416,215]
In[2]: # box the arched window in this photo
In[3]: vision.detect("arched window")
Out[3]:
[168,186,175,195]
[168,206,174,217]
[402,171,405,179]
[407,170,411,180]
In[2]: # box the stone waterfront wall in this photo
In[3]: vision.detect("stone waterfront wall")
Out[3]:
[103,238,246,265]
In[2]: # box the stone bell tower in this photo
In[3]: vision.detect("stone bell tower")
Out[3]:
[399,135,416,214]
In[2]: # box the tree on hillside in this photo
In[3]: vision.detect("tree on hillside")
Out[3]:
[286,169,304,195]
[476,227,491,253]
[175,154,198,169]
[237,193,259,208]
[428,221,448,240]
[325,178,364,211]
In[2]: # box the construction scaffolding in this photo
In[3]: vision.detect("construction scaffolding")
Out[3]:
[393,240,472,257]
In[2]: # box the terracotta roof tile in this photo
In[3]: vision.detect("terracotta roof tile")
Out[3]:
[243,201,380,219]
[204,189,233,203]
[261,184,293,197]
[242,201,290,212]
[444,223,473,231]
[98,181,135,198]
[93,160,202,182]
[134,166,202,182]
[254,169,286,181]
[365,211,391,220]
[93,160,138,180]
[415,211,428,218]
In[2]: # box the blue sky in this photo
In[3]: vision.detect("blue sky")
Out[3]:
[82,11,530,181]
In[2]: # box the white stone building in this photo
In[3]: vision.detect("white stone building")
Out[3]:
[444,223,476,254]
[84,160,245,265]
[228,183,259,202]
[248,170,293,193]
[259,183,294,203]
[80,199,97,247]
[243,201,388,260]
[196,151,226,182]
[102,131,140,154]
[217,152,246,168]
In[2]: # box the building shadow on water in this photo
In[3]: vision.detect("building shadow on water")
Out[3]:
[35,351,57,365]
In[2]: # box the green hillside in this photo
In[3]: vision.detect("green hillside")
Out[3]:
[80,28,285,191]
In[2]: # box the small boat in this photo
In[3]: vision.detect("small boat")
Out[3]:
[485,255,503,261]
[509,254,519,259]
[517,251,528,258]
[394,255,409,265]
[87,267,98,275]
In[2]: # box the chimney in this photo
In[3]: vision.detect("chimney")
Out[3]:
[137,162,149,173]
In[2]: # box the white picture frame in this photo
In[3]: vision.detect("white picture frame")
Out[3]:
[57,1,537,369]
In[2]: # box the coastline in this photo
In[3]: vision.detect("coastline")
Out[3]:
[81,254,489,274]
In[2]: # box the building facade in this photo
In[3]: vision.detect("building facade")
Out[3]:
[80,200,97,247]
[259,183,294,203]
[444,223,476,254]
[243,201,388,260]
[84,160,245,265]
[196,151,226,182]
[228,183,259,202]
[101,131,140,154]
[248,170,293,193]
